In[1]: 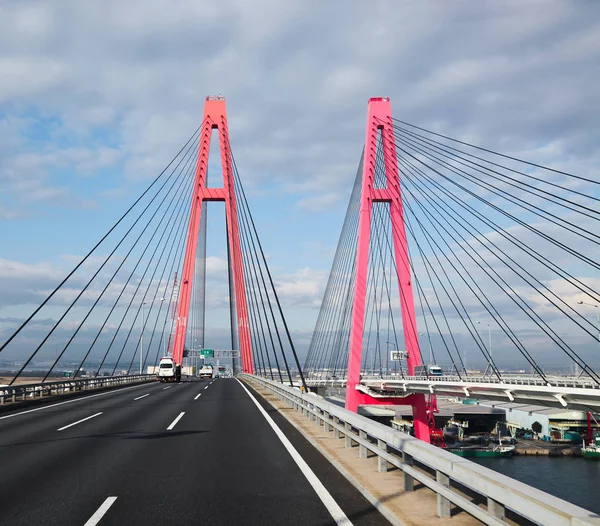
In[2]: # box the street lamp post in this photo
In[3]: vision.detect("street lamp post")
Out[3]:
[142,298,165,374]
[577,300,600,353]
[417,333,433,364]
[476,321,492,373]
[577,300,599,441]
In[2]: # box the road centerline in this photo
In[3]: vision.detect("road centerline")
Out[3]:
[163,386,172,390]
[194,393,201,400]
[57,412,103,432]
[133,394,149,401]
[204,385,209,390]
[167,412,185,430]
[83,496,118,526]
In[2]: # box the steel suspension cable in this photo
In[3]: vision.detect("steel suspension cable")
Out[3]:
[391,118,600,185]
[394,134,600,248]
[51,145,198,381]
[392,125,600,216]
[0,126,202,356]
[397,154,597,382]
[10,135,200,384]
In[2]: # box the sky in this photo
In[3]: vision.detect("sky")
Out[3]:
[1,1,599,371]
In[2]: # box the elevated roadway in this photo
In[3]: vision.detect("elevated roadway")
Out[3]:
[306,374,600,411]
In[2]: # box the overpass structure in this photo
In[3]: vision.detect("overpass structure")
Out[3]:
[306,374,600,412]
[1,95,600,524]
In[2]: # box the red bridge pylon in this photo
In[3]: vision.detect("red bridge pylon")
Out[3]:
[346,97,430,443]
[171,96,254,373]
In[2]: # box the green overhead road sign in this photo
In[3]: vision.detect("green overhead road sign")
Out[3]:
[200,349,214,358]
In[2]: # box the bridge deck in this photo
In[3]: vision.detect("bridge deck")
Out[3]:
[0,378,387,525]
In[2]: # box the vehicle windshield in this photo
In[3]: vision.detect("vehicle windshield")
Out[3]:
[160,363,173,369]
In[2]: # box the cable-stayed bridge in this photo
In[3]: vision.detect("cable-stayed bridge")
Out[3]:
[0,96,599,525]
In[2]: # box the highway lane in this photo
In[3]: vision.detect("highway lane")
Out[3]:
[0,378,390,525]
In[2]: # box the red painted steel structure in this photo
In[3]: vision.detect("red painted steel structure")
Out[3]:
[345,97,430,442]
[171,96,254,372]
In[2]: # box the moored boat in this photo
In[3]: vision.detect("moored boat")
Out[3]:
[582,437,600,460]
[447,436,516,458]
[447,445,515,458]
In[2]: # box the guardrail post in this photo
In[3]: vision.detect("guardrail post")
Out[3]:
[377,439,388,472]
[315,408,322,427]
[344,422,352,448]
[359,430,368,458]
[402,452,414,491]
[436,471,451,518]
[324,411,331,432]
[334,417,341,439]
[487,497,505,520]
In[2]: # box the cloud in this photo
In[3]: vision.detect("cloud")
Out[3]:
[295,193,340,211]
[275,267,327,308]
[1,1,600,371]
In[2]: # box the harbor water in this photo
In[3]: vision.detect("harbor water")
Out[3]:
[472,456,600,514]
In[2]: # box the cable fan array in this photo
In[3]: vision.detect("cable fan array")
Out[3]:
[0,121,305,389]
[305,120,600,385]
[232,156,307,389]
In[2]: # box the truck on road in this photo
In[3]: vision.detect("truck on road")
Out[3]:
[199,364,214,379]
[413,364,443,377]
[157,357,182,383]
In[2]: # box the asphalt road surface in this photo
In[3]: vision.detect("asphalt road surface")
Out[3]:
[0,377,390,525]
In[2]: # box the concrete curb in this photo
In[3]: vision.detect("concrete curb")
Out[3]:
[243,378,406,526]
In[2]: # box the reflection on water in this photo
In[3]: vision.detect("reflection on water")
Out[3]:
[472,456,600,514]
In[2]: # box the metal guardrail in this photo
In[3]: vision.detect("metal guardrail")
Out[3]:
[241,373,599,526]
[0,374,155,405]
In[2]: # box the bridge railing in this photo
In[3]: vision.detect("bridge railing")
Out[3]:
[241,373,599,526]
[0,374,155,405]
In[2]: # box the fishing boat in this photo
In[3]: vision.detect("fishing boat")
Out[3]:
[582,437,600,460]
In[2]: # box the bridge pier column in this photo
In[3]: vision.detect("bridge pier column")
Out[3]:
[436,471,451,518]
[344,97,431,443]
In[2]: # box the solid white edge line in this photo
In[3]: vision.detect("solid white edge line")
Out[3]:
[0,381,156,421]
[236,379,352,526]
[133,394,149,400]
[194,393,201,400]
[58,412,103,431]
[167,411,185,430]
[83,496,118,526]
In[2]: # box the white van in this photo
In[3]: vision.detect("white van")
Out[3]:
[157,357,181,383]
